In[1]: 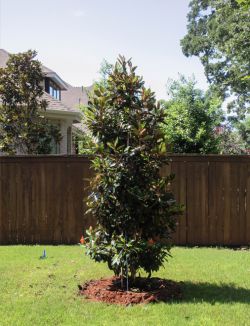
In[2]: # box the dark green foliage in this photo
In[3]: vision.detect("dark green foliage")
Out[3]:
[84,56,182,279]
[161,76,223,153]
[0,50,61,154]
[181,0,250,118]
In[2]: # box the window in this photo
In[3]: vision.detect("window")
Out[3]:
[45,78,61,100]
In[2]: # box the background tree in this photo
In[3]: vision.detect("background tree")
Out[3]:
[237,116,250,149]
[97,59,114,87]
[226,115,250,153]
[0,50,61,154]
[217,124,247,154]
[161,76,223,153]
[84,56,182,282]
[181,0,250,118]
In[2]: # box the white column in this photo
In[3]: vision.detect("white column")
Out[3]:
[60,119,72,154]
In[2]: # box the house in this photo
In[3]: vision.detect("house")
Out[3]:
[0,49,91,154]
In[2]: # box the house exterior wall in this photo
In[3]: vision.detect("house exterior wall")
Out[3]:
[47,117,74,154]
[59,118,73,154]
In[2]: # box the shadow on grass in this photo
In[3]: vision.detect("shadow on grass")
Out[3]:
[180,281,250,304]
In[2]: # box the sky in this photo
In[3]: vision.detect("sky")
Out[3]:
[0,0,208,99]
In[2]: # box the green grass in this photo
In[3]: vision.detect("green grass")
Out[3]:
[0,246,249,326]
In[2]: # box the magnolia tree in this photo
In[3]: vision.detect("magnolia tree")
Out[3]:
[84,56,182,282]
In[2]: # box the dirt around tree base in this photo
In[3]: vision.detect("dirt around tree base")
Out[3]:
[78,276,182,305]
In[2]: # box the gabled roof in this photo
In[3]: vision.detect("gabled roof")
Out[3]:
[43,92,82,123]
[42,65,68,90]
[42,92,81,115]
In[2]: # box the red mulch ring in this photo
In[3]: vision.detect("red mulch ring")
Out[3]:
[78,276,182,305]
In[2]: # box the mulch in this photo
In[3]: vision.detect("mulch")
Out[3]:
[78,276,182,305]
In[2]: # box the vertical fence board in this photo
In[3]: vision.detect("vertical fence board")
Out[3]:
[53,163,63,244]
[178,160,187,244]
[170,162,179,244]
[222,163,231,245]
[239,164,247,245]
[0,163,8,243]
[215,162,225,244]
[246,163,250,244]
[200,162,209,245]
[15,163,22,244]
[208,162,217,244]
[0,163,2,243]
[190,162,208,245]
[186,161,195,245]
[230,163,240,245]
[32,164,40,244]
[74,162,86,242]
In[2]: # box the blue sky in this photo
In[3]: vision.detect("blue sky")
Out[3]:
[0,0,208,99]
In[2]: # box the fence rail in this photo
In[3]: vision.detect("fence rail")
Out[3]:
[0,155,249,245]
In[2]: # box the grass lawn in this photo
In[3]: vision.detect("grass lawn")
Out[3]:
[0,246,249,326]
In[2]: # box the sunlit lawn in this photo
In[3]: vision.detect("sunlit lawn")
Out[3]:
[0,246,249,326]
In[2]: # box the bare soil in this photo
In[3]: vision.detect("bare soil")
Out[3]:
[78,276,182,305]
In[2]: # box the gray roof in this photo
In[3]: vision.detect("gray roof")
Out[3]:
[0,91,82,122]
[42,92,82,115]
[42,66,68,90]
[41,65,54,74]
[61,84,92,109]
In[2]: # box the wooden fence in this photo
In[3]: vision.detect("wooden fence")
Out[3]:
[0,155,249,245]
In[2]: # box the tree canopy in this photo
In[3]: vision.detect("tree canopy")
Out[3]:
[0,50,61,154]
[234,115,250,150]
[181,0,250,118]
[218,124,247,154]
[161,76,223,154]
